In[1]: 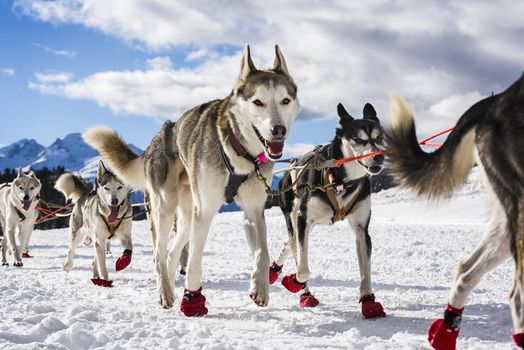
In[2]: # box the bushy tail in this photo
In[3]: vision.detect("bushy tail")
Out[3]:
[385,94,491,199]
[55,173,90,203]
[83,126,146,189]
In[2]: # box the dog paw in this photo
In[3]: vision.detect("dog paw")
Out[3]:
[64,261,73,272]
[2,261,8,267]
[249,277,269,307]
[13,260,23,267]
[360,294,386,318]
[159,290,175,309]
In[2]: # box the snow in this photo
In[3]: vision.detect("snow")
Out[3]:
[0,169,517,349]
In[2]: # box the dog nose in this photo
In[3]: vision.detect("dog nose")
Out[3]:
[111,198,118,206]
[373,154,385,163]
[23,194,29,201]
[271,125,286,139]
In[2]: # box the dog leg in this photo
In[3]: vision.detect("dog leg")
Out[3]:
[269,240,290,284]
[429,209,510,350]
[167,198,191,286]
[18,224,32,257]
[282,211,313,294]
[6,218,21,267]
[242,207,270,307]
[95,238,109,281]
[115,227,133,272]
[64,228,85,272]
[1,232,7,266]
[149,192,176,309]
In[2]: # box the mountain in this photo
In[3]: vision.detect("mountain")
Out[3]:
[0,133,142,180]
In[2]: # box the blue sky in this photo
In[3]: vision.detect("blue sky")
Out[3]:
[1,1,523,154]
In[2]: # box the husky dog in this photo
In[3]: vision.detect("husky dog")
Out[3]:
[0,168,41,267]
[385,74,524,350]
[270,103,386,317]
[55,161,133,287]
[83,45,299,315]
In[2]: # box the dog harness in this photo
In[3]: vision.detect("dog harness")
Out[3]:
[323,170,366,223]
[220,125,267,204]
[101,215,123,240]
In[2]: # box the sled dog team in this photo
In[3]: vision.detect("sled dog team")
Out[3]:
[1,44,524,350]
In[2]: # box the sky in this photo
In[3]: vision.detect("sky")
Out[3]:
[0,0,523,154]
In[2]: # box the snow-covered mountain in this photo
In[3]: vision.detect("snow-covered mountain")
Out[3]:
[0,133,142,180]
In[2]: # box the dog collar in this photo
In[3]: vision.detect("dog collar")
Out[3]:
[226,125,268,165]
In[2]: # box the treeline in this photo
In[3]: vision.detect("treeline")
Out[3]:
[0,167,147,230]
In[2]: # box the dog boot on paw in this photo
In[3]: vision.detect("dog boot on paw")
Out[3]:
[513,332,524,349]
[180,288,208,317]
[91,278,113,287]
[269,261,282,284]
[299,292,319,308]
[282,273,306,293]
[428,304,463,350]
[360,294,386,318]
[115,249,132,271]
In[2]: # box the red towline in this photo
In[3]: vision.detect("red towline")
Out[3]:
[332,127,454,167]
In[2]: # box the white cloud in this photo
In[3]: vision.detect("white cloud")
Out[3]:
[34,71,74,83]
[32,42,76,58]
[1,68,15,77]
[14,0,524,137]
[283,143,318,158]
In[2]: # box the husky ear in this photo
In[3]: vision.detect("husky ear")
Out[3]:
[273,45,290,76]
[17,167,24,178]
[28,170,36,178]
[337,103,354,121]
[97,160,107,179]
[237,44,257,82]
[363,103,378,121]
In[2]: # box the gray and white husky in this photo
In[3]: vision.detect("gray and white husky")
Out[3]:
[55,161,133,286]
[386,74,524,349]
[83,45,299,315]
[270,103,386,317]
[0,168,41,267]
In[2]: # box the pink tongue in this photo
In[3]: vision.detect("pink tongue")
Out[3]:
[23,200,31,211]
[108,206,119,224]
[266,141,284,156]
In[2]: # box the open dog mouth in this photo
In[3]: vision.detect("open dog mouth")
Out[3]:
[358,161,383,175]
[22,199,31,211]
[253,127,284,159]
[108,205,120,224]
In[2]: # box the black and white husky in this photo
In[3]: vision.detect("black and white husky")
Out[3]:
[0,168,41,267]
[55,161,133,287]
[270,102,386,317]
[386,74,524,350]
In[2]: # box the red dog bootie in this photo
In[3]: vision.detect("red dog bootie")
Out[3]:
[22,252,33,258]
[180,288,208,317]
[269,261,283,284]
[360,294,386,318]
[299,292,319,308]
[91,278,113,287]
[428,304,463,350]
[282,273,307,293]
[115,249,132,271]
[513,332,524,349]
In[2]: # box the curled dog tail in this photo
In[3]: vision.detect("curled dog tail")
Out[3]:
[83,126,146,189]
[385,94,492,199]
[55,173,90,203]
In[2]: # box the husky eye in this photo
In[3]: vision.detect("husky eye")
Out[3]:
[375,136,383,143]
[281,98,291,105]
[103,187,110,191]
[19,187,23,191]
[252,99,264,107]
[30,187,34,190]
[117,186,123,190]
[353,138,366,144]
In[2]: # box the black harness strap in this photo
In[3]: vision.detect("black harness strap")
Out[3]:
[220,125,259,204]
[14,207,26,223]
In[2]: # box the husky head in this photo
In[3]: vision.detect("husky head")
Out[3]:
[13,168,41,211]
[336,103,385,175]
[96,161,130,222]
[231,45,300,160]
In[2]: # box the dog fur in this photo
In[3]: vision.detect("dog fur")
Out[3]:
[274,102,385,305]
[55,161,132,281]
[385,74,524,341]
[0,168,41,267]
[83,45,300,311]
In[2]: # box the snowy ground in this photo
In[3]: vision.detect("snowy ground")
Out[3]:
[0,169,518,349]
